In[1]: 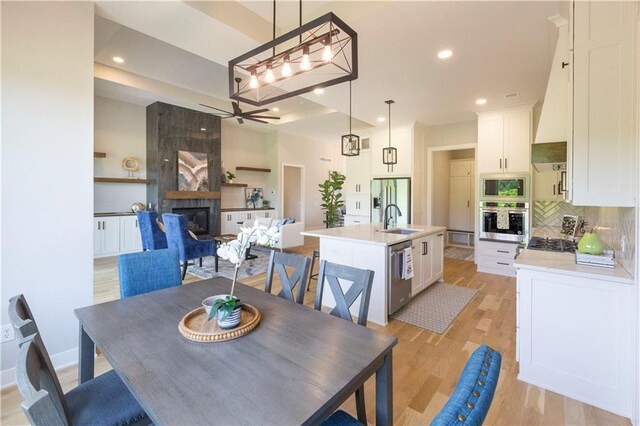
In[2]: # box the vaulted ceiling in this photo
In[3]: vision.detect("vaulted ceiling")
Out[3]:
[94,1,560,139]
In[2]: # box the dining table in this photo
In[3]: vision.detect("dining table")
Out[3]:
[75,277,397,425]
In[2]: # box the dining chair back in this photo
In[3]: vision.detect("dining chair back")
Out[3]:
[265,251,311,304]
[162,213,217,279]
[314,261,374,424]
[431,345,502,426]
[16,334,150,426]
[314,261,375,326]
[136,211,168,250]
[118,248,182,298]
[8,294,69,421]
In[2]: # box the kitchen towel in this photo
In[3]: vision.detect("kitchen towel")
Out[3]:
[497,210,510,230]
[403,247,414,279]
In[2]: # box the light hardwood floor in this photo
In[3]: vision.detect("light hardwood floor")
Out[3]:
[1,238,630,425]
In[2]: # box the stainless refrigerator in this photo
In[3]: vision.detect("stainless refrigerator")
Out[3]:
[371,178,411,226]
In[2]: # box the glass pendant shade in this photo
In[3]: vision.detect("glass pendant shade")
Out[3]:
[382,146,397,165]
[342,134,360,156]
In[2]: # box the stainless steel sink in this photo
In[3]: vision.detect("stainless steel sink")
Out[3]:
[379,228,420,235]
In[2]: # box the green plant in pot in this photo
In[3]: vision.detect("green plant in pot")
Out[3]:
[226,171,236,183]
[318,171,346,228]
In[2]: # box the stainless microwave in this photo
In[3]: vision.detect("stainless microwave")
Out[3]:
[480,174,529,201]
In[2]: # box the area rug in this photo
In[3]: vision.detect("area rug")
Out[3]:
[187,249,271,280]
[444,246,475,261]
[391,282,478,334]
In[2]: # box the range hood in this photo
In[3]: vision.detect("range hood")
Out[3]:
[533,16,569,172]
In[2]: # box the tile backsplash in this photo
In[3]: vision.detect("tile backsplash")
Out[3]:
[532,201,636,276]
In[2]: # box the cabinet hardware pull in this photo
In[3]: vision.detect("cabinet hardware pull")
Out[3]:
[562,61,570,68]
[497,250,509,253]
[499,158,502,170]
[467,200,470,208]
[98,221,101,230]
[437,233,444,236]
[135,220,138,228]
[553,184,556,195]
[497,262,509,266]
[103,221,106,230]
[504,158,508,169]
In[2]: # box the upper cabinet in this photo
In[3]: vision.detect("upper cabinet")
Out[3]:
[477,104,534,174]
[570,0,637,207]
[345,151,372,196]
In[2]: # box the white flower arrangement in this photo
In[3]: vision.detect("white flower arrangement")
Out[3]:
[217,220,280,266]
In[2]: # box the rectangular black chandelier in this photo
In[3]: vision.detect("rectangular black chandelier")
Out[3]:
[342,134,360,157]
[228,12,358,107]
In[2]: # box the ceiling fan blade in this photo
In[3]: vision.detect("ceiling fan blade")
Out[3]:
[243,116,269,124]
[246,115,281,120]
[199,104,234,115]
[244,108,270,115]
[231,102,242,116]
[236,117,244,125]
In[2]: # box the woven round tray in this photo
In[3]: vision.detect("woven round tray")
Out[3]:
[178,304,261,342]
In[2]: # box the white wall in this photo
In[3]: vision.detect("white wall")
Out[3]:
[94,96,147,212]
[432,151,452,227]
[425,120,477,148]
[1,2,94,386]
[221,122,276,209]
[283,165,302,219]
[277,132,343,229]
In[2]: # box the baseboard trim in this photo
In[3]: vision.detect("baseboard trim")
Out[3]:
[1,347,78,389]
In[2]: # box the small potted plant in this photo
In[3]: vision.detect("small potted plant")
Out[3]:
[204,221,280,329]
[226,171,236,183]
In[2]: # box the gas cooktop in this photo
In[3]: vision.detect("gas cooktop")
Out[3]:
[527,237,576,253]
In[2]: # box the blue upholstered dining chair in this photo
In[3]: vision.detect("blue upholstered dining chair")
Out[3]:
[162,213,218,280]
[8,294,150,426]
[321,345,502,426]
[136,211,168,250]
[118,248,182,298]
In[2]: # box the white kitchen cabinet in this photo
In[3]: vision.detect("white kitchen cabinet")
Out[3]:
[431,232,444,279]
[533,169,563,201]
[370,125,413,177]
[477,105,533,174]
[255,209,275,219]
[345,151,372,195]
[221,212,241,235]
[476,240,518,276]
[571,0,636,207]
[412,232,444,296]
[346,194,370,217]
[119,216,143,253]
[449,160,475,232]
[516,268,633,417]
[343,214,370,226]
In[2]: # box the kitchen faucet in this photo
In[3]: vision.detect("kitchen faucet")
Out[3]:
[384,204,402,229]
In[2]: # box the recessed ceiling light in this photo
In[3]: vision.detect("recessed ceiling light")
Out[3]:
[271,107,280,112]
[475,98,487,105]
[313,88,324,95]
[200,127,206,131]
[377,117,386,123]
[112,56,124,64]
[437,50,453,59]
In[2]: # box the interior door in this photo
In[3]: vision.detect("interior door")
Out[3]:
[449,176,471,231]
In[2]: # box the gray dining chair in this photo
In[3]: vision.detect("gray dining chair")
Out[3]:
[264,250,311,304]
[16,334,150,426]
[314,260,375,424]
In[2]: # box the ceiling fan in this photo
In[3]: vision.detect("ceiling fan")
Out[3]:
[200,78,280,125]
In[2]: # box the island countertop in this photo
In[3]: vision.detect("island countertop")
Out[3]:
[301,223,447,246]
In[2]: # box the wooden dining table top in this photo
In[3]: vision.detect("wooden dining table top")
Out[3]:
[75,277,397,425]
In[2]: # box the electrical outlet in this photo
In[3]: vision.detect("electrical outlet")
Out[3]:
[1,325,15,343]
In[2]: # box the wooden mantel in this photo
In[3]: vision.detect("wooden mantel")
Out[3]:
[164,191,221,200]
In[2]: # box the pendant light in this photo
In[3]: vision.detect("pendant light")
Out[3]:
[382,100,397,171]
[342,81,360,157]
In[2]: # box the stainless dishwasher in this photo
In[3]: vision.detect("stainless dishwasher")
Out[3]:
[388,241,413,314]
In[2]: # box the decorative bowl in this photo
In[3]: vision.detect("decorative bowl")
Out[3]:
[202,294,229,316]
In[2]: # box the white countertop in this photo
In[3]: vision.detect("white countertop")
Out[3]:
[301,223,447,246]
[514,249,633,285]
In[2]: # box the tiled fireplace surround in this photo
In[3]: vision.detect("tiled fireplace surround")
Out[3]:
[533,201,636,275]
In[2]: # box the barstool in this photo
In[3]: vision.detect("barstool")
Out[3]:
[307,250,320,291]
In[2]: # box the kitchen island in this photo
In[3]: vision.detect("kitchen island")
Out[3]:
[302,223,446,325]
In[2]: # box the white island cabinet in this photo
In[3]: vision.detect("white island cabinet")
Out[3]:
[302,223,446,326]
[514,250,634,418]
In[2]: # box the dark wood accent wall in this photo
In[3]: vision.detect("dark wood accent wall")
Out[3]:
[147,102,222,236]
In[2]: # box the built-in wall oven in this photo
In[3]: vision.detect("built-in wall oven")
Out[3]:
[480,174,529,202]
[479,201,529,243]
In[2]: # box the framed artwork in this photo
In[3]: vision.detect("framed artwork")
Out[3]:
[245,188,264,209]
[178,151,209,191]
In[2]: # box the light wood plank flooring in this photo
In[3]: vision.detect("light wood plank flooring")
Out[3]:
[1,238,629,425]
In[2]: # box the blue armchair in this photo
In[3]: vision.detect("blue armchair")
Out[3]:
[118,248,182,298]
[162,213,217,279]
[136,211,168,250]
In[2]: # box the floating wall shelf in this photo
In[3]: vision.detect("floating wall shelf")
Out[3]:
[94,177,151,184]
[165,191,221,200]
[236,166,271,173]
[222,183,248,188]
[94,152,107,158]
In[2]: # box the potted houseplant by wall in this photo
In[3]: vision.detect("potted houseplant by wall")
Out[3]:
[203,221,280,329]
[318,171,346,228]
[226,171,236,184]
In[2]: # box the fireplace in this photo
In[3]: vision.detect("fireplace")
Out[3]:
[172,207,210,236]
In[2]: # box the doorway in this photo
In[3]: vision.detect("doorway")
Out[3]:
[281,164,305,222]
